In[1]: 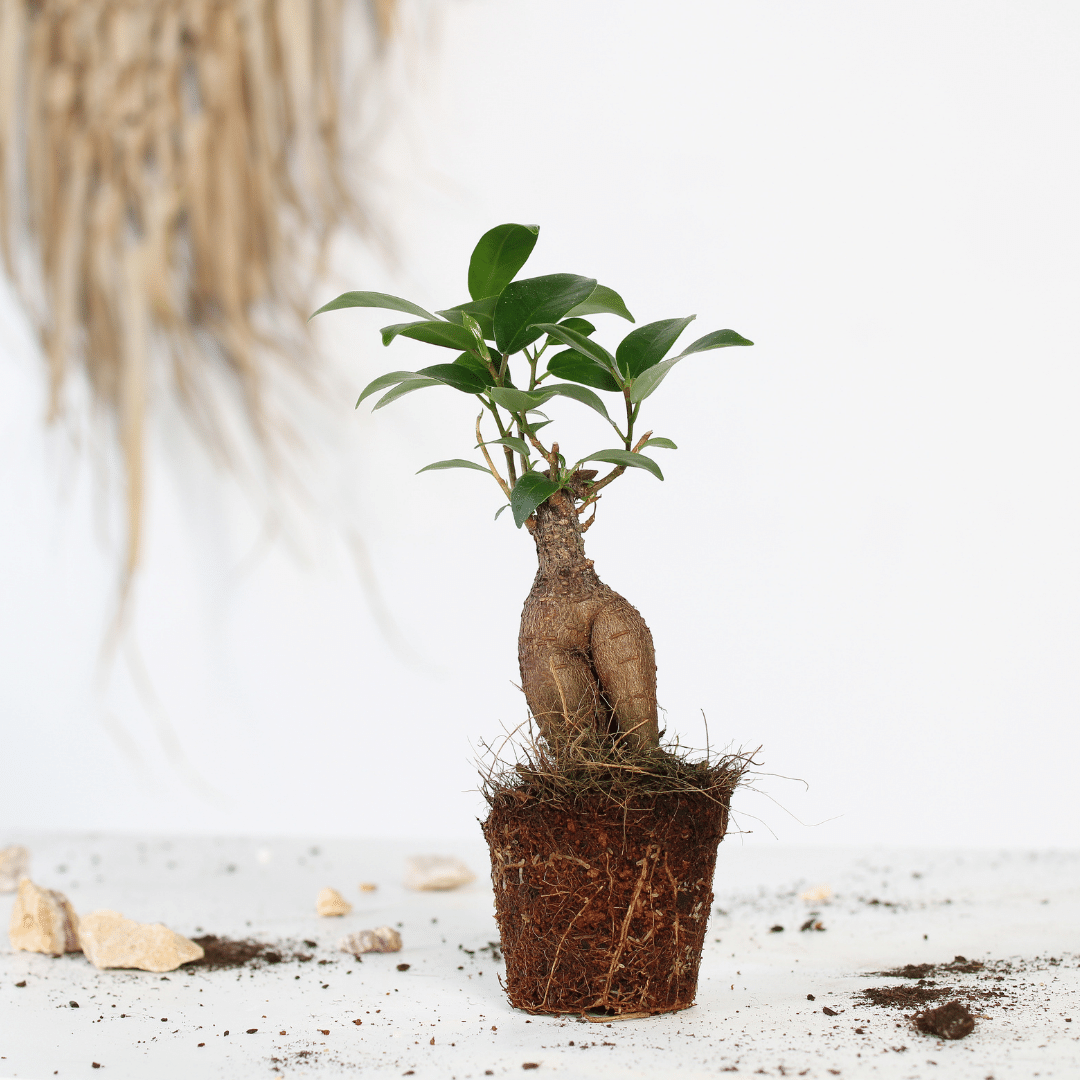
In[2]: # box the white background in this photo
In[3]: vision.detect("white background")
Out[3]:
[1,0,1077,847]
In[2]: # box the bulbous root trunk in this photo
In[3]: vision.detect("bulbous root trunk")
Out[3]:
[518,490,659,753]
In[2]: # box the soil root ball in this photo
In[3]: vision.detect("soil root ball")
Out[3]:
[915,1000,976,1040]
[483,785,730,1016]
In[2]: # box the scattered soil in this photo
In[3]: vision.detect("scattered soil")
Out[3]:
[484,785,729,1016]
[874,956,984,979]
[862,985,954,1009]
[915,1000,976,1040]
[185,936,314,971]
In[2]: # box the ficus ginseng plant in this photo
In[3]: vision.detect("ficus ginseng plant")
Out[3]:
[312,223,752,756]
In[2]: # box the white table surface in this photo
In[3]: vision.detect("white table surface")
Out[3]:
[1,834,1077,1080]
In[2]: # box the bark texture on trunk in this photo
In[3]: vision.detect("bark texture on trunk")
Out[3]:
[519,490,659,751]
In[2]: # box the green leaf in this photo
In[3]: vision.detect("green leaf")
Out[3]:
[674,327,755,357]
[373,378,442,409]
[479,435,532,458]
[493,274,597,355]
[309,291,439,322]
[555,317,595,336]
[546,349,622,393]
[615,316,696,379]
[468,224,540,301]
[452,352,492,381]
[494,503,511,521]
[416,364,488,395]
[356,370,426,407]
[543,382,613,422]
[564,284,635,323]
[511,472,561,528]
[629,327,753,403]
[532,322,618,374]
[437,296,498,340]
[581,448,664,481]
[487,386,554,413]
[640,436,677,450]
[461,313,490,359]
[416,459,491,474]
[381,320,478,351]
[522,417,553,437]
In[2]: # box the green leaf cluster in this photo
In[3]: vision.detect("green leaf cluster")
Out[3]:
[311,224,753,528]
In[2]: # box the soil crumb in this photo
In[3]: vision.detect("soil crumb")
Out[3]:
[186,936,313,971]
[915,1000,975,1040]
[862,985,953,1009]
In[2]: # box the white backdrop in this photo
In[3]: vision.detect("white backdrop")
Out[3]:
[1,0,1077,847]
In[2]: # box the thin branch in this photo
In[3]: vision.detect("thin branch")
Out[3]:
[586,464,626,496]
[631,429,653,453]
[475,412,511,499]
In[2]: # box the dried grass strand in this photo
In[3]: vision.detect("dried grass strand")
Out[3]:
[0,0,393,584]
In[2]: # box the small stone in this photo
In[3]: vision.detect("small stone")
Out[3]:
[0,846,30,892]
[339,926,402,956]
[9,878,80,954]
[915,1000,976,1040]
[798,884,832,903]
[317,887,352,917]
[404,855,475,891]
[358,882,378,892]
[78,910,204,973]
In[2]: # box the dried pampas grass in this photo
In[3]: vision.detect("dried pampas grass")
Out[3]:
[0,0,394,589]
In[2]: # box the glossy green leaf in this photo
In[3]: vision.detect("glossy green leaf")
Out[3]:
[487,386,554,413]
[674,328,755,357]
[452,352,492,381]
[381,320,478,351]
[532,322,617,373]
[564,284,635,323]
[511,472,561,528]
[436,296,498,340]
[615,316,696,379]
[373,378,442,409]
[461,313,490,359]
[546,349,622,392]
[416,459,491,474]
[581,448,664,481]
[309,291,438,322]
[629,327,753,403]
[479,435,532,458]
[543,382,613,422]
[416,364,488,395]
[556,317,595,336]
[493,274,597,355]
[468,224,540,301]
[356,370,426,407]
[640,436,677,450]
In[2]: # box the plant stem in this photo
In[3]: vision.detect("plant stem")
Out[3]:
[475,412,511,499]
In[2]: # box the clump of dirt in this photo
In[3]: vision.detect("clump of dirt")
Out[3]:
[862,985,953,1009]
[876,963,935,979]
[484,786,729,1016]
[915,1000,975,1040]
[874,955,984,979]
[186,936,315,971]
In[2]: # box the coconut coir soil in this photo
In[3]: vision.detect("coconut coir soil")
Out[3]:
[483,787,728,1017]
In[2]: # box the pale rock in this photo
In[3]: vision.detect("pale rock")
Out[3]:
[78,910,204,973]
[9,878,80,954]
[798,884,832,903]
[404,855,475,891]
[317,887,352,917]
[339,926,402,955]
[358,882,378,892]
[0,846,30,892]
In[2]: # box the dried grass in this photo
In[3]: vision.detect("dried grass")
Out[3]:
[477,714,753,812]
[0,0,393,585]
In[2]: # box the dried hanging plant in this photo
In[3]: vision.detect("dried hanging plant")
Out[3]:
[0,0,395,594]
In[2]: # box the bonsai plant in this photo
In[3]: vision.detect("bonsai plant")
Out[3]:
[312,223,753,1017]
